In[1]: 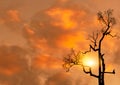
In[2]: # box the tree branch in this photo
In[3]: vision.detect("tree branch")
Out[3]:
[82,66,98,78]
[83,45,99,54]
[102,69,115,74]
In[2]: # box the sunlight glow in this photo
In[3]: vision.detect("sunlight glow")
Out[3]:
[82,57,96,67]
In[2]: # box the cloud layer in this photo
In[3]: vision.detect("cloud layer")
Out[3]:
[0,0,120,85]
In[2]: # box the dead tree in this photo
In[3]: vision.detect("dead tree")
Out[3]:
[63,9,117,85]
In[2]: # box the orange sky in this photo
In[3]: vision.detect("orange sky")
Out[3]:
[0,0,120,85]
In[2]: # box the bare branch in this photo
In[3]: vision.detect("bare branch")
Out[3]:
[98,9,116,27]
[82,66,98,78]
[97,11,107,25]
[106,9,116,26]
[83,45,99,54]
[63,49,82,72]
[108,33,117,37]
[88,32,99,47]
[107,33,120,39]
[103,69,115,74]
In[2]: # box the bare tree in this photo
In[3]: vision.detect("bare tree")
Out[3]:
[63,9,118,85]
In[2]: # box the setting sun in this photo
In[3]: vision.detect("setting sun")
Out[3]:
[82,57,96,67]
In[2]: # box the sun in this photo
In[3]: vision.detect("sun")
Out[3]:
[82,57,96,67]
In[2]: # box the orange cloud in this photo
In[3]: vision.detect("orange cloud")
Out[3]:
[46,8,86,30]
[0,19,5,24]
[32,55,62,70]
[7,10,21,22]
[45,72,72,85]
[0,55,23,76]
[0,67,20,76]
[0,46,28,76]
[56,32,86,48]
[24,25,48,50]
[59,0,68,3]
[23,7,90,54]
[24,24,35,35]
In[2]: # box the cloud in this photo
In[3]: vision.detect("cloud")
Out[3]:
[45,72,72,85]
[44,71,93,85]
[0,1,24,33]
[0,0,22,9]
[58,0,69,3]
[0,0,120,85]
[112,40,120,65]
[7,10,21,22]
[45,7,85,30]
[32,54,63,70]
[0,9,24,37]
[0,45,27,76]
[22,3,99,85]
[23,3,95,55]
[0,45,41,85]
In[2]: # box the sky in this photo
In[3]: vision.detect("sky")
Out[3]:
[0,0,120,85]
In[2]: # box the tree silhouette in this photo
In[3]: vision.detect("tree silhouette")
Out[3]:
[63,9,118,85]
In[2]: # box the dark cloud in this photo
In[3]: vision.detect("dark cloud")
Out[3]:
[0,45,40,85]
[0,45,27,75]
[0,0,23,9]
[45,72,72,85]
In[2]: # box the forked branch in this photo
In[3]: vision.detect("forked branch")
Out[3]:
[82,66,98,78]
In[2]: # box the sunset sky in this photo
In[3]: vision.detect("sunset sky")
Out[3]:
[0,0,120,85]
